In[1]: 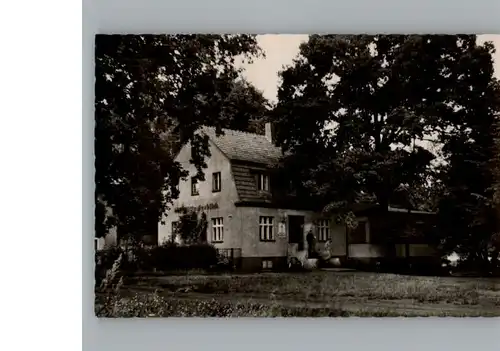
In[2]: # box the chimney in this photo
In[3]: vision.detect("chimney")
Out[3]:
[265,122,275,144]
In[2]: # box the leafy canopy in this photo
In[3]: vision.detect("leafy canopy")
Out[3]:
[272,35,497,214]
[95,34,264,239]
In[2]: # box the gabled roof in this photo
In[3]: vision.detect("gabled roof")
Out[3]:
[199,126,282,166]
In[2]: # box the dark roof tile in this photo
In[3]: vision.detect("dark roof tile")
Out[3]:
[200,126,282,165]
[193,126,283,204]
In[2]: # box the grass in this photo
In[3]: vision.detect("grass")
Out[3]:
[96,270,500,317]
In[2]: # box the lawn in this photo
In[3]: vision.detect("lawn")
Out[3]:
[96,270,500,317]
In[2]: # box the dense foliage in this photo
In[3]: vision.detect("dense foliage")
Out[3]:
[272,35,500,267]
[95,34,266,241]
[171,209,209,244]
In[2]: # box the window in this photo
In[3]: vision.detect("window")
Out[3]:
[259,216,274,241]
[257,173,270,192]
[348,219,369,244]
[262,260,273,269]
[191,177,199,196]
[94,238,99,251]
[212,172,221,192]
[317,219,330,242]
[211,217,224,242]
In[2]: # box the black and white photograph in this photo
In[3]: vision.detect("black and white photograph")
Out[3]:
[94,34,500,317]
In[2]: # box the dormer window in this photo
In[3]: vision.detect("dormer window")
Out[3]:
[257,173,270,192]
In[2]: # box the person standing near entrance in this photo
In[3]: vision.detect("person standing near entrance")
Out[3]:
[306,229,316,258]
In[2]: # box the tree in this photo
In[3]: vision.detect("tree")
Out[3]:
[435,43,500,268]
[95,34,263,240]
[272,35,497,216]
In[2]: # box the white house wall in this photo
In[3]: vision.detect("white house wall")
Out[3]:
[158,139,240,245]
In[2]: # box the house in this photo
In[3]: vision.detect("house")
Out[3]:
[95,122,440,270]
[158,123,439,272]
[158,123,348,271]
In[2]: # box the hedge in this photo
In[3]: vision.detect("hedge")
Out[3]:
[95,243,219,282]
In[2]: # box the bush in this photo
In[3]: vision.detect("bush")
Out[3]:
[148,242,218,271]
[208,253,234,272]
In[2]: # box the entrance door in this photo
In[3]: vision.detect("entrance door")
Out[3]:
[288,215,305,251]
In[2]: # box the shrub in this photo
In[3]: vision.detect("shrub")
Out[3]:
[95,242,219,279]
[148,242,218,271]
[95,246,125,285]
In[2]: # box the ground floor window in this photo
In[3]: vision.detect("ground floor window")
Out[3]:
[317,219,330,241]
[211,217,224,242]
[257,173,270,192]
[348,219,369,244]
[262,259,273,269]
[259,216,274,241]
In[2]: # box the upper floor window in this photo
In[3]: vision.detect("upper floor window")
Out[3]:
[259,216,274,241]
[191,177,199,196]
[317,219,330,242]
[212,172,221,192]
[257,173,270,192]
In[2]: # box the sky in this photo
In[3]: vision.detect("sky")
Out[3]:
[240,34,500,103]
